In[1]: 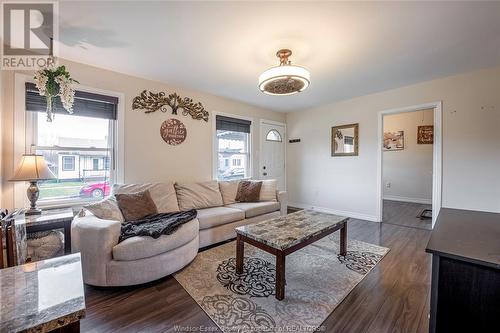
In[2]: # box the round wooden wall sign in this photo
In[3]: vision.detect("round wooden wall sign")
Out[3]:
[160,118,187,145]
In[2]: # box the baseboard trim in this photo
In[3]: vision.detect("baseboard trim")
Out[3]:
[288,202,380,222]
[383,195,432,205]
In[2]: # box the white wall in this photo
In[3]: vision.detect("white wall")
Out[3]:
[1,59,285,209]
[286,66,500,220]
[383,109,433,204]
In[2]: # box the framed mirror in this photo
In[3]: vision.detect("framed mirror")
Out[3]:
[331,123,359,156]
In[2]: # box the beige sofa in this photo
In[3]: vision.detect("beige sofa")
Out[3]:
[72,180,287,287]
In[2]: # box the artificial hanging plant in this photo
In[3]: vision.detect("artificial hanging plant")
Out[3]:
[33,65,79,122]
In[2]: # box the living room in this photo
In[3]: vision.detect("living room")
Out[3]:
[1,1,499,333]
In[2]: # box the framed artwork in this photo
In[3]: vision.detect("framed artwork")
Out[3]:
[331,123,359,156]
[417,125,434,144]
[383,131,404,151]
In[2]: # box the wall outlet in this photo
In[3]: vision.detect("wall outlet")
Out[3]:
[386,182,391,188]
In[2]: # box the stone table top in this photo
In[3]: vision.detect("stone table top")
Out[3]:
[14,208,74,227]
[235,210,349,251]
[0,253,86,333]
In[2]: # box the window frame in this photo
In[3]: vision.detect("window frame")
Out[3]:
[27,111,116,207]
[61,156,76,171]
[15,73,124,209]
[212,112,253,181]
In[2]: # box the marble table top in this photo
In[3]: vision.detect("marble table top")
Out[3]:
[0,253,86,333]
[235,210,349,251]
[14,208,74,227]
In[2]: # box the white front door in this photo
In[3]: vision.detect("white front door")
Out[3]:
[260,122,286,190]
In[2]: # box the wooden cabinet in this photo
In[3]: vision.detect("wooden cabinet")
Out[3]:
[426,209,500,332]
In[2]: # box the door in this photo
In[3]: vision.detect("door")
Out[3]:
[260,122,286,190]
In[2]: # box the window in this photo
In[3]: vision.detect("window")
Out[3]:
[266,129,282,142]
[216,115,251,180]
[25,82,118,205]
[62,156,75,171]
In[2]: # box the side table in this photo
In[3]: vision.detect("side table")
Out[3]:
[6,208,75,266]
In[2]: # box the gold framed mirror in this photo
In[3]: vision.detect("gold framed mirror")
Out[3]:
[331,123,359,156]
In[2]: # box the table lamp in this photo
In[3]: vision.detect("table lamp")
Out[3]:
[10,154,55,216]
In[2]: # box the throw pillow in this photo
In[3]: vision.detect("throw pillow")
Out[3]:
[84,197,124,222]
[219,180,240,205]
[115,190,158,222]
[235,181,262,202]
[259,179,277,202]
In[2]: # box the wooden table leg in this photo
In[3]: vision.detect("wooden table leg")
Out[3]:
[236,234,244,274]
[275,251,286,300]
[340,221,347,256]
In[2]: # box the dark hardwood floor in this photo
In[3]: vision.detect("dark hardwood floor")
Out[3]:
[383,200,432,230]
[82,215,432,333]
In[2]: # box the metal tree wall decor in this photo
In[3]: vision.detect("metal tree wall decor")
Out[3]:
[132,90,209,122]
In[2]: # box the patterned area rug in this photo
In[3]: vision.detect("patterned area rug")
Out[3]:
[174,235,389,333]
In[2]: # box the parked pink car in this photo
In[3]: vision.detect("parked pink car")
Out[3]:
[79,182,110,199]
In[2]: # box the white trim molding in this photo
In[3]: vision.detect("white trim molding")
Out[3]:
[376,101,442,227]
[383,195,432,205]
[288,202,379,222]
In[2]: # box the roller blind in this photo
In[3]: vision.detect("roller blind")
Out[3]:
[25,82,118,120]
[216,115,251,133]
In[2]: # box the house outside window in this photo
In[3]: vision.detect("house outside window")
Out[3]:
[62,156,75,171]
[215,115,251,180]
[25,82,118,205]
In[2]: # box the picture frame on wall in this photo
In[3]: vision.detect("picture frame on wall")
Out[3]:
[383,131,404,151]
[417,125,434,144]
[331,123,359,156]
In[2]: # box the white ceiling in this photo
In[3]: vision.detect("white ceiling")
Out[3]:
[58,1,500,112]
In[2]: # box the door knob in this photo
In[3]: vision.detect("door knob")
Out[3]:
[263,172,267,176]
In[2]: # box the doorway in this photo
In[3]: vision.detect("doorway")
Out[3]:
[376,102,442,228]
[260,120,286,190]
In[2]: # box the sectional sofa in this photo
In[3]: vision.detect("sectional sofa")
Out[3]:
[72,180,287,286]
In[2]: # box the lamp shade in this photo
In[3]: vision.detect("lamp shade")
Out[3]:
[10,154,55,181]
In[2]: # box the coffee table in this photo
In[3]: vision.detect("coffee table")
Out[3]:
[235,210,349,300]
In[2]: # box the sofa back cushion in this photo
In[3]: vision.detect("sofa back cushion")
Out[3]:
[259,179,277,202]
[175,181,223,211]
[115,190,158,222]
[219,180,240,205]
[113,182,180,213]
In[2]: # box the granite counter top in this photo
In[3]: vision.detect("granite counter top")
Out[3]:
[235,210,349,250]
[0,253,86,333]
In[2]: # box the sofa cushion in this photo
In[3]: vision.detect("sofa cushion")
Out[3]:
[175,181,223,211]
[226,201,280,218]
[259,179,277,202]
[197,207,245,230]
[84,197,124,222]
[235,181,262,202]
[219,180,240,205]
[113,182,180,213]
[115,190,158,222]
[112,218,199,261]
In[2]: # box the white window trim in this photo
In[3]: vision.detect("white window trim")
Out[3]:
[212,111,254,181]
[13,73,125,209]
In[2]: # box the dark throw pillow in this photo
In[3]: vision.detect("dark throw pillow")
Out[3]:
[235,181,263,202]
[115,190,158,222]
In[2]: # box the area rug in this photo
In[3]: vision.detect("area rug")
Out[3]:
[174,235,389,333]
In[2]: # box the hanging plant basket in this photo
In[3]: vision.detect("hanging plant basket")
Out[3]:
[34,65,79,122]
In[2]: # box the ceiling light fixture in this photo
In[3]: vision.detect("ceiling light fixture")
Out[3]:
[259,49,310,96]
